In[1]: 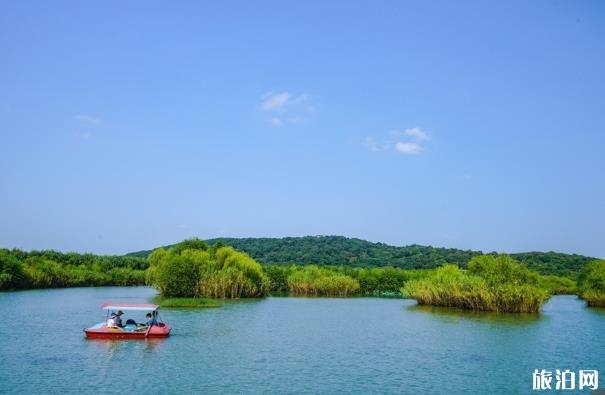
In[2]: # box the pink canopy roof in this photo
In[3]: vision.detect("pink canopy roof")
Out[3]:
[101,302,159,311]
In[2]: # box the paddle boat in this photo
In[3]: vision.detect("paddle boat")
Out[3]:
[84,302,171,339]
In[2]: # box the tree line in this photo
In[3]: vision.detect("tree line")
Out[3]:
[1,239,603,311]
[0,248,147,289]
[127,236,595,277]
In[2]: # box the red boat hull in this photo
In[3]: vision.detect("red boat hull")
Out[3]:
[84,324,171,339]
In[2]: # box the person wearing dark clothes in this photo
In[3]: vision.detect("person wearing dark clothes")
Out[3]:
[114,310,124,327]
[145,312,157,327]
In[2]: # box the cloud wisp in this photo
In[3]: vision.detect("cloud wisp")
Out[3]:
[366,127,431,156]
[403,127,430,141]
[74,114,101,125]
[395,141,423,155]
[258,92,312,126]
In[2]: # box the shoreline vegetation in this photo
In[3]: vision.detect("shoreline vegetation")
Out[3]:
[155,297,221,308]
[1,238,603,312]
[128,236,595,278]
[0,249,146,290]
[578,260,605,307]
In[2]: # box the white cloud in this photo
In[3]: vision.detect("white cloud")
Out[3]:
[259,92,291,112]
[259,92,312,126]
[404,127,430,141]
[368,127,432,155]
[74,114,101,125]
[395,142,423,155]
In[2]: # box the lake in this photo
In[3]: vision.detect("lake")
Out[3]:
[0,287,603,394]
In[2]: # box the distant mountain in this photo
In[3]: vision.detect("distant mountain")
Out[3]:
[126,235,595,277]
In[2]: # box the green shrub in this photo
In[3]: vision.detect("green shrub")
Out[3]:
[578,260,605,307]
[287,265,359,297]
[0,248,148,290]
[263,265,294,294]
[147,244,268,298]
[540,275,576,295]
[0,250,26,289]
[467,255,542,286]
[171,238,209,254]
[25,258,69,288]
[402,257,550,313]
[200,247,268,298]
[147,248,207,297]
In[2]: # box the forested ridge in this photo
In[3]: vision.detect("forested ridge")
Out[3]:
[127,235,595,277]
[0,236,598,292]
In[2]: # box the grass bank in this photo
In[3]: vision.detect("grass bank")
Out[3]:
[578,260,605,307]
[156,297,221,308]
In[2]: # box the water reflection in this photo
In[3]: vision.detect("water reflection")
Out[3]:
[585,305,605,317]
[406,302,543,326]
[86,338,166,356]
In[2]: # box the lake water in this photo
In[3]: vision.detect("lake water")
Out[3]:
[0,287,603,394]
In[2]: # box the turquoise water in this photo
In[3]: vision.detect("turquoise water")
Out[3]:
[0,287,603,394]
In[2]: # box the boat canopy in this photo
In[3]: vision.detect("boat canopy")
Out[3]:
[101,302,159,312]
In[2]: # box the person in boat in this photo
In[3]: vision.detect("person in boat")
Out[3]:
[114,310,124,327]
[145,312,157,327]
[107,313,118,327]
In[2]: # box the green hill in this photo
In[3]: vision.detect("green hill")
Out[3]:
[127,235,595,277]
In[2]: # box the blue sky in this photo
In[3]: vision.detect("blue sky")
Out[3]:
[1,1,604,256]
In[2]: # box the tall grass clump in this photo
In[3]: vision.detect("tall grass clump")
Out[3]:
[287,265,359,297]
[0,250,26,289]
[147,239,268,298]
[199,246,268,298]
[402,255,550,313]
[539,275,576,295]
[578,260,605,307]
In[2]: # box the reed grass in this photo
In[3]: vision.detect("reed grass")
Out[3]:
[287,265,360,297]
[402,257,550,313]
[157,297,220,308]
[540,275,576,295]
[147,242,269,299]
[578,260,605,307]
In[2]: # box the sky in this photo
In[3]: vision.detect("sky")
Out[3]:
[1,1,604,256]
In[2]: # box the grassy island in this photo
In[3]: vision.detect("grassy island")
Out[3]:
[402,255,550,313]
[156,297,220,308]
[147,239,269,298]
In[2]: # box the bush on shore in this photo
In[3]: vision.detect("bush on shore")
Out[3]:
[0,249,146,290]
[287,265,359,297]
[540,275,576,295]
[402,256,550,313]
[578,260,605,307]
